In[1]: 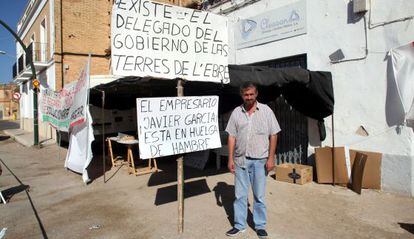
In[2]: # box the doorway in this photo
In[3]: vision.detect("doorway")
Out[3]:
[255,54,309,164]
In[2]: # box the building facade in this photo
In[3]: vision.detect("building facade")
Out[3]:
[14,0,414,195]
[209,0,414,196]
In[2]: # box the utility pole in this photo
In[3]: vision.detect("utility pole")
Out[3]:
[0,19,39,146]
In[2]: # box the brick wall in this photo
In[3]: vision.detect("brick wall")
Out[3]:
[54,0,112,89]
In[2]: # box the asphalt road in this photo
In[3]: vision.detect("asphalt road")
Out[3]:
[0,120,19,131]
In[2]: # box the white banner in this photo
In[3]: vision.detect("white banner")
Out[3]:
[137,96,221,159]
[40,62,89,131]
[111,0,229,83]
[235,0,306,49]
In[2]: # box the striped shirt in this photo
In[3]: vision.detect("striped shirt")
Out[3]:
[225,102,281,168]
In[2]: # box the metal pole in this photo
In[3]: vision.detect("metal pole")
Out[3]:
[0,19,39,146]
[33,87,39,146]
[331,113,335,186]
[102,90,106,183]
[58,130,61,161]
[177,79,184,234]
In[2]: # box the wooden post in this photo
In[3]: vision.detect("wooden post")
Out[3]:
[177,79,184,234]
[331,113,335,186]
[176,0,184,233]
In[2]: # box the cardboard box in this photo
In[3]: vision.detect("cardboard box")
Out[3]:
[349,149,382,190]
[315,147,350,184]
[275,163,313,185]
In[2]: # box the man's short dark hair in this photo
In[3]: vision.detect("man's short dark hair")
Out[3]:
[240,81,258,93]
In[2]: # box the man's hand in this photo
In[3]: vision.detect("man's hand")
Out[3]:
[227,136,236,174]
[228,159,235,174]
[266,158,275,173]
[267,134,277,173]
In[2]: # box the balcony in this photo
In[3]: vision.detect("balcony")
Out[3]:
[13,42,49,83]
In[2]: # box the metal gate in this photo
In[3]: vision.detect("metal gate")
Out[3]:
[255,54,309,164]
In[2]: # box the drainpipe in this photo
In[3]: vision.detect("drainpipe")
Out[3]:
[60,0,64,89]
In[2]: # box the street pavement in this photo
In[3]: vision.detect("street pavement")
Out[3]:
[0,127,414,238]
[0,120,54,147]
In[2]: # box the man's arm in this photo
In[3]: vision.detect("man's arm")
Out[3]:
[227,135,236,174]
[266,134,277,173]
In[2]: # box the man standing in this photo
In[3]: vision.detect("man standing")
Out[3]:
[225,81,280,238]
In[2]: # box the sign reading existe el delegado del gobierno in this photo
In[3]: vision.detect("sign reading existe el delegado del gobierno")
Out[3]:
[137,96,221,159]
[112,0,229,83]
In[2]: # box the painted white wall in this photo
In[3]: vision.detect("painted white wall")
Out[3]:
[49,0,55,58]
[19,84,24,128]
[217,0,414,196]
[19,81,34,119]
[47,64,56,90]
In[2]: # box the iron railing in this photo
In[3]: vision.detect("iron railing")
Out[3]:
[255,54,309,164]
[26,42,49,64]
[17,54,24,74]
[13,41,49,78]
[12,63,17,79]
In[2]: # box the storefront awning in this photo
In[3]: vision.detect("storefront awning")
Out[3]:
[228,65,334,120]
[91,65,334,121]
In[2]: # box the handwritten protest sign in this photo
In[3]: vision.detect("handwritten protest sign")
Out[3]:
[112,0,229,83]
[137,96,221,159]
[40,62,89,132]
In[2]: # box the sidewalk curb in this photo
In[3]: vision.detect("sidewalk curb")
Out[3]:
[3,129,33,147]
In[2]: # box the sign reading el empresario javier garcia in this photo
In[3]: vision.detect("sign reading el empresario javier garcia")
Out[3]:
[136,96,221,159]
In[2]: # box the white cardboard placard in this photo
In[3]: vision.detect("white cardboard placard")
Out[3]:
[137,96,221,159]
[112,0,229,83]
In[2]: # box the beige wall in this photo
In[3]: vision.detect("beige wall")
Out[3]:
[62,55,110,85]
[0,84,19,120]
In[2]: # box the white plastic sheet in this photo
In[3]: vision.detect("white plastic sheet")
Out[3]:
[65,107,95,183]
[389,42,414,120]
